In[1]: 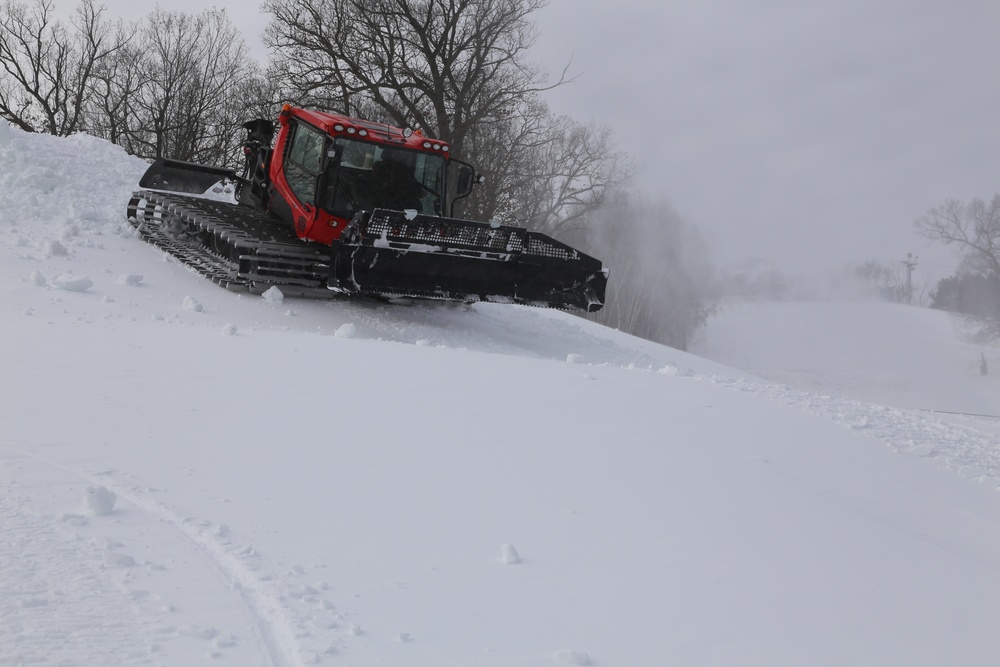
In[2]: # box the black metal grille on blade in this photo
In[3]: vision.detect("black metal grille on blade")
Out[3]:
[364,210,526,253]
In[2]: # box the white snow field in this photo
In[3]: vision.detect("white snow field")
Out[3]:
[3,121,1000,666]
[693,301,1000,423]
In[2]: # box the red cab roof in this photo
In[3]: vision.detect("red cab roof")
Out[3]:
[288,106,451,155]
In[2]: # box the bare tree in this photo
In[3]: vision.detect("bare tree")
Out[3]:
[0,0,123,135]
[917,194,1000,339]
[85,38,146,147]
[508,115,630,237]
[456,98,630,231]
[263,0,555,154]
[916,195,1000,277]
[119,8,259,166]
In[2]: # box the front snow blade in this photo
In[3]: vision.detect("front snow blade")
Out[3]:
[139,158,238,195]
[331,209,607,311]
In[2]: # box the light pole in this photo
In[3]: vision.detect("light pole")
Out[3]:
[903,253,918,304]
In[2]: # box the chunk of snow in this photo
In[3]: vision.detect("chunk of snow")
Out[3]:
[222,323,238,336]
[85,485,117,515]
[334,323,356,339]
[29,270,47,286]
[501,543,520,564]
[182,295,203,312]
[51,272,93,292]
[43,238,68,256]
[658,363,678,376]
[118,273,143,286]
[566,353,585,364]
[404,209,418,220]
[554,649,590,665]
[262,286,284,303]
[397,632,411,642]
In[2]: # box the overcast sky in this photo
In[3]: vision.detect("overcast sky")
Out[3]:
[529,0,1000,280]
[92,0,999,280]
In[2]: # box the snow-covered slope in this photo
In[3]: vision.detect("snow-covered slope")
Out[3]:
[692,300,1000,417]
[4,122,1000,667]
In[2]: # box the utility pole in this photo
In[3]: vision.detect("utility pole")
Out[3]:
[903,252,918,304]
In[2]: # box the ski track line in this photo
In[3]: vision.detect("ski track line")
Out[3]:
[705,374,1000,488]
[7,450,342,667]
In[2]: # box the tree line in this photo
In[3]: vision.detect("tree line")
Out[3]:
[0,0,714,350]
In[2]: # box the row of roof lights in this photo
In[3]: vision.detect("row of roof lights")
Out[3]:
[333,123,369,138]
[422,141,449,152]
[330,122,448,151]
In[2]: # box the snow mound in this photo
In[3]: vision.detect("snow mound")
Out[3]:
[334,323,356,339]
[51,272,93,292]
[118,273,143,286]
[500,543,520,564]
[44,239,68,256]
[262,286,284,303]
[84,485,117,515]
[182,295,203,312]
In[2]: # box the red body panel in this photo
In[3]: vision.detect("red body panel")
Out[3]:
[267,107,453,246]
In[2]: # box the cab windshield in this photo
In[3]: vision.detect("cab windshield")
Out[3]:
[324,137,445,219]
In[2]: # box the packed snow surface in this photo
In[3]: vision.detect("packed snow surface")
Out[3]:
[3,121,1000,666]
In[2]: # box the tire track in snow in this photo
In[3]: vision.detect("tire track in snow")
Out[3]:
[7,451,347,667]
[91,478,299,667]
[706,374,1000,488]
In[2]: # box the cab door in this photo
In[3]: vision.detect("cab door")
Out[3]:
[280,121,327,238]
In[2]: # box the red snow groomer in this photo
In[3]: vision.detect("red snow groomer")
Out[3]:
[127,105,607,311]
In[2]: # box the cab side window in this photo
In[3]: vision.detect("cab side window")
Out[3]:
[284,123,325,205]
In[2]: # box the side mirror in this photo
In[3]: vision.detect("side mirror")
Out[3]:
[456,164,482,198]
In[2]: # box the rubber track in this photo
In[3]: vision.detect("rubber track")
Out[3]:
[127,190,336,298]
